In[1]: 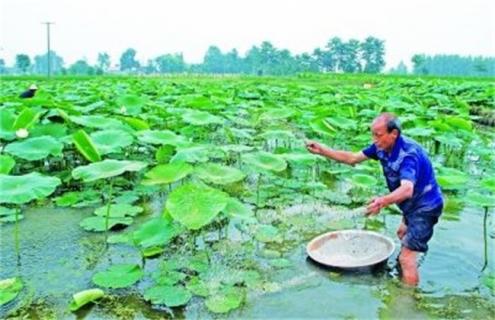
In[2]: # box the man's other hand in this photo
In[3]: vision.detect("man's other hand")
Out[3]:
[366,197,386,215]
[306,140,324,155]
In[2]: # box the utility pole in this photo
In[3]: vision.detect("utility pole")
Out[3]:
[42,22,54,77]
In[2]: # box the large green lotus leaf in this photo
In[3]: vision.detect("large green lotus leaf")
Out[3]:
[437,168,469,191]
[186,277,209,297]
[480,177,495,193]
[155,144,176,164]
[404,127,435,138]
[259,130,295,141]
[144,285,192,307]
[166,183,229,230]
[72,159,147,182]
[69,288,105,311]
[350,174,377,189]
[219,144,254,153]
[80,216,133,232]
[182,109,224,126]
[0,109,16,140]
[444,116,473,132]
[137,130,188,146]
[91,129,134,155]
[13,108,41,130]
[0,173,61,205]
[30,123,68,139]
[464,191,495,208]
[260,108,295,121]
[309,118,336,136]
[0,206,24,224]
[92,264,143,288]
[0,277,23,306]
[94,203,143,217]
[73,129,102,163]
[121,116,150,131]
[116,94,146,115]
[171,145,210,163]
[281,152,320,165]
[325,116,357,130]
[242,151,287,172]
[222,198,254,220]
[5,136,63,161]
[205,286,244,314]
[194,163,246,185]
[70,115,125,129]
[141,162,193,185]
[0,155,15,174]
[132,216,184,248]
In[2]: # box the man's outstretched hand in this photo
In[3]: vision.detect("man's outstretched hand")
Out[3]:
[306,140,324,155]
[366,197,386,216]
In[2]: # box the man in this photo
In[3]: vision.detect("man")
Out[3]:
[19,84,38,99]
[306,113,443,286]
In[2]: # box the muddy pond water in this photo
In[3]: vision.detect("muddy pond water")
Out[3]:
[1,200,494,319]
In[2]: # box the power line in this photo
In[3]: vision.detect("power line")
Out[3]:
[41,22,54,77]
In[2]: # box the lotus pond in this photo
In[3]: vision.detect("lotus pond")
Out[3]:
[0,74,494,319]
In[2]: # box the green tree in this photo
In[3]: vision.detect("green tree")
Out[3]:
[155,53,186,73]
[119,48,140,72]
[340,39,361,73]
[202,46,225,73]
[411,54,428,75]
[32,51,64,74]
[389,61,408,75]
[0,58,6,74]
[361,36,385,73]
[15,54,31,73]
[326,37,345,72]
[68,59,96,75]
[97,52,111,72]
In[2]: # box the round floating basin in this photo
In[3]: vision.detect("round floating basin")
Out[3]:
[307,229,395,268]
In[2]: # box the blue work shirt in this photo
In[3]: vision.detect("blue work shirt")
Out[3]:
[362,135,443,214]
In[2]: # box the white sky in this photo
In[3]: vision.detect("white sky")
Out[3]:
[1,0,494,70]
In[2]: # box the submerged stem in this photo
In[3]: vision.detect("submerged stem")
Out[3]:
[104,179,114,242]
[481,206,489,272]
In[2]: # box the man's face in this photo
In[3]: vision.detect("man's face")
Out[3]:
[371,120,398,152]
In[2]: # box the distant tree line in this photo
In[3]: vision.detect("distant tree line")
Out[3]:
[0,36,386,76]
[410,54,495,77]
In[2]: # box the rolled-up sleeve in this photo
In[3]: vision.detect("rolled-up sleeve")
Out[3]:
[362,144,378,160]
[400,156,418,185]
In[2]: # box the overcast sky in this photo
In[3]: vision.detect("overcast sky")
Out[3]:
[1,0,494,70]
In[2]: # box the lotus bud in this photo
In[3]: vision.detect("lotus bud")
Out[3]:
[120,106,127,114]
[16,128,29,138]
[363,83,373,89]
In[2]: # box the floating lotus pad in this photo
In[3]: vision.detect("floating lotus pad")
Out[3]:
[194,163,246,185]
[69,288,105,311]
[166,183,230,230]
[91,129,134,155]
[205,286,244,314]
[144,285,192,307]
[141,162,193,185]
[92,264,143,288]
[0,173,61,204]
[0,277,23,306]
[242,151,287,172]
[5,136,63,161]
[72,159,147,182]
[132,216,184,248]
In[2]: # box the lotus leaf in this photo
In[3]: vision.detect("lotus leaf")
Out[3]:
[171,145,210,163]
[69,288,104,311]
[91,129,134,155]
[0,109,16,140]
[182,109,224,126]
[0,173,61,204]
[116,94,146,115]
[194,163,246,185]
[0,277,23,306]
[30,123,67,138]
[5,136,63,161]
[222,198,253,220]
[80,216,134,232]
[92,264,143,288]
[155,145,176,163]
[72,159,147,182]
[144,285,192,307]
[0,206,24,224]
[205,286,244,314]
[186,277,209,297]
[0,155,15,174]
[141,162,192,185]
[13,108,40,130]
[121,116,150,130]
[70,115,125,129]
[350,174,378,189]
[243,151,287,172]
[166,183,229,230]
[269,258,292,269]
[137,130,188,146]
[132,216,183,248]
[465,192,495,208]
[480,178,495,193]
[94,203,143,217]
[73,129,102,162]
